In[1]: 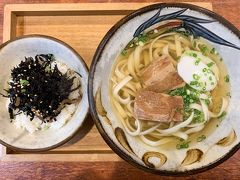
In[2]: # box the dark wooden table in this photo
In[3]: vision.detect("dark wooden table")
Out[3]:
[0,0,239,179]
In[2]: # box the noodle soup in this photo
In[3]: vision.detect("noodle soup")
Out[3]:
[109,29,230,151]
[90,4,240,173]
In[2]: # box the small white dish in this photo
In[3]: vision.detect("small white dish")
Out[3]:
[0,35,89,151]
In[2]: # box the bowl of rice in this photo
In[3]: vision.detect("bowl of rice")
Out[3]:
[0,34,89,151]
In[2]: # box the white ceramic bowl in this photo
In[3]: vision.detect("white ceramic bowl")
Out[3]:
[89,3,240,175]
[0,35,89,151]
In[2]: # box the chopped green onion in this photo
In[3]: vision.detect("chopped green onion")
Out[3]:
[176,141,190,150]
[199,44,208,55]
[190,81,198,86]
[43,124,50,130]
[210,48,215,54]
[207,62,214,67]
[138,33,148,43]
[224,75,230,83]
[193,53,197,57]
[197,135,206,142]
[20,79,29,86]
[188,52,198,57]
[169,85,201,117]
[204,99,210,106]
[21,89,26,93]
[192,109,204,123]
[193,74,200,80]
[195,59,200,65]
[203,68,207,72]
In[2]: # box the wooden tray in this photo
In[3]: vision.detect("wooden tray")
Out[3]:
[1,2,212,162]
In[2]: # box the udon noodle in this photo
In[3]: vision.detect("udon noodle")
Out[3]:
[110,28,230,149]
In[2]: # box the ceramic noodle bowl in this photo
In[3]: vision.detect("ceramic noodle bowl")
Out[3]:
[89,3,240,175]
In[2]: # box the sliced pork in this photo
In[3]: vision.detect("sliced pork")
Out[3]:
[140,58,185,92]
[133,90,183,122]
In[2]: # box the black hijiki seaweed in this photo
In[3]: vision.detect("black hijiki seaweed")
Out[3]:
[2,54,81,123]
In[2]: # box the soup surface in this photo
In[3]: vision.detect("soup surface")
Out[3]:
[109,27,230,150]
